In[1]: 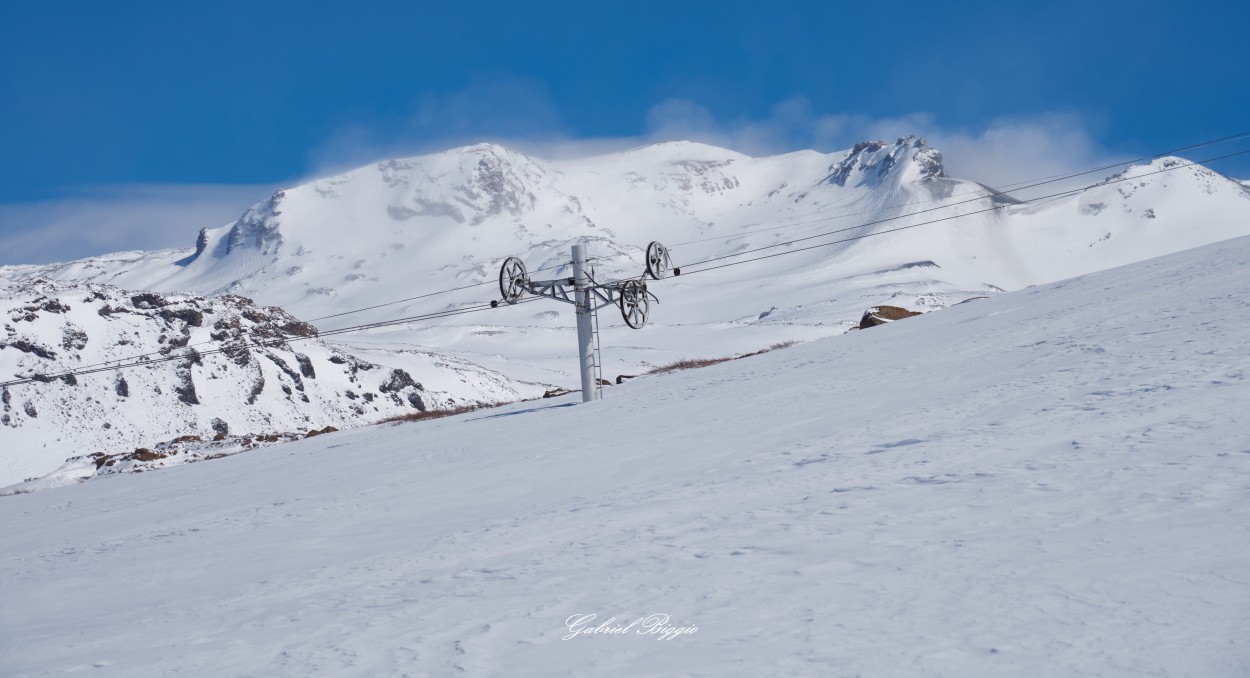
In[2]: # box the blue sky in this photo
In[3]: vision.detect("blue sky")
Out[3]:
[2,0,1248,264]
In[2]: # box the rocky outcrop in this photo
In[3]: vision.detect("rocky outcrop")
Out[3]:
[0,278,483,488]
[825,136,945,187]
[859,305,922,329]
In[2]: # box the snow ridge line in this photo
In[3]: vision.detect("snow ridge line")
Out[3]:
[673,147,1250,276]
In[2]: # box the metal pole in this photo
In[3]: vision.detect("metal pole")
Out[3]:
[571,243,599,403]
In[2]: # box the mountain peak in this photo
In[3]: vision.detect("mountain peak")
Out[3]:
[441,142,523,160]
[616,140,749,162]
[824,135,945,187]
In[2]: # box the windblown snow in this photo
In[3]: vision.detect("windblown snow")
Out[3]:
[1,137,1248,485]
[2,235,1248,677]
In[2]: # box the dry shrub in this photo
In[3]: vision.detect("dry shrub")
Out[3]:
[647,340,798,376]
[376,403,484,426]
[647,357,734,375]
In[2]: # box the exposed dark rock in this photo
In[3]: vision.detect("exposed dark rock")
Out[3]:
[193,227,210,258]
[60,327,88,352]
[379,368,422,393]
[279,320,319,338]
[615,374,638,384]
[240,309,267,325]
[859,305,922,329]
[114,376,129,398]
[23,400,37,418]
[245,372,265,404]
[224,343,250,366]
[294,353,316,379]
[130,448,166,462]
[211,418,229,436]
[826,141,885,186]
[210,316,242,342]
[159,307,204,327]
[543,387,572,399]
[225,190,284,255]
[130,292,168,309]
[305,425,339,438]
[174,364,199,405]
[39,299,70,313]
[264,353,305,391]
[407,392,426,410]
[1,339,57,359]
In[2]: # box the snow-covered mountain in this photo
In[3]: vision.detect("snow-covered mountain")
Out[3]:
[4,234,1248,676]
[2,138,1248,484]
[0,279,533,485]
[6,138,1246,311]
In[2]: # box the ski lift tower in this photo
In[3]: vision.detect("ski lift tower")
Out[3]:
[493,241,675,403]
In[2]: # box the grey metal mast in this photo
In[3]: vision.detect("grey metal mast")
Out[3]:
[495,240,675,404]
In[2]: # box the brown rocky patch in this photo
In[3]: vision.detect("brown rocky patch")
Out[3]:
[859,305,922,329]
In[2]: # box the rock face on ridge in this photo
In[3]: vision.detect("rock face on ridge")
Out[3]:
[825,136,946,187]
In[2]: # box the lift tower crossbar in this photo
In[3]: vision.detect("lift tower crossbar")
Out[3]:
[494,241,675,403]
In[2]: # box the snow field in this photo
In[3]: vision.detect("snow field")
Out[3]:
[2,236,1248,676]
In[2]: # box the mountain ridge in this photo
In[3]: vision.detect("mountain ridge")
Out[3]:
[2,138,1248,485]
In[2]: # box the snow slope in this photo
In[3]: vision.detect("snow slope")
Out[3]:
[3,235,1248,677]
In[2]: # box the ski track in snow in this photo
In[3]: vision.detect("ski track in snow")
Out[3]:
[2,240,1250,676]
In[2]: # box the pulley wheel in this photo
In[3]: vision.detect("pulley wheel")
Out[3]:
[499,257,528,304]
[619,279,650,329]
[645,241,672,280]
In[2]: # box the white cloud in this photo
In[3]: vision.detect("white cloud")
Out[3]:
[0,184,271,266]
[304,76,572,179]
[635,98,1115,194]
[301,79,1122,197]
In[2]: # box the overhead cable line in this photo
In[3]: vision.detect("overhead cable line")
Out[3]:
[674,142,1250,271]
[665,130,1250,250]
[671,148,1250,278]
[306,259,575,323]
[44,260,576,378]
[0,297,544,389]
